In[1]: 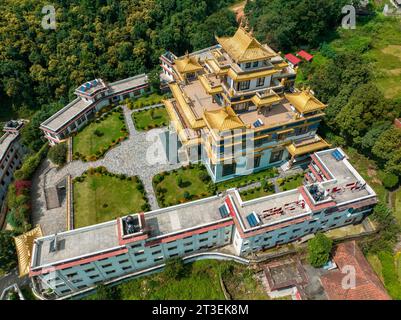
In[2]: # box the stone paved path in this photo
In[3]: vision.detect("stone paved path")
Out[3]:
[32,106,182,234]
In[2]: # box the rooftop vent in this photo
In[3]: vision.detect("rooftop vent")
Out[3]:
[246,212,261,227]
[218,204,230,218]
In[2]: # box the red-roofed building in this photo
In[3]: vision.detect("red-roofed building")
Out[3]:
[320,241,391,300]
[284,53,301,68]
[297,50,314,62]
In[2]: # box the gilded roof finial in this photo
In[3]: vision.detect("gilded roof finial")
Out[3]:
[185,50,189,59]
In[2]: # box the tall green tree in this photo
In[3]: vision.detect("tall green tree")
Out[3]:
[0,231,17,273]
[307,233,333,268]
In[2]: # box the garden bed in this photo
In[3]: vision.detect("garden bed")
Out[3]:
[127,93,167,110]
[239,181,275,201]
[277,173,305,192]
[73,167,149,228]
[153,164,215,208]
[216,167,279,192]
[73,107,128,162]
[132,106,169,131]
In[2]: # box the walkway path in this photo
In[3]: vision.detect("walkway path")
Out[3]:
[32,106,181,234]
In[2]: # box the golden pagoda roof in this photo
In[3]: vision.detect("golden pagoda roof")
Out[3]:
[216,27,276,63]
[286,136,331,157]
[251,90,283,107]
[284,90,326,114]
[227,67,278,82]
[203,106,245,132]
[174,55,203,74]
[14,225,43,277]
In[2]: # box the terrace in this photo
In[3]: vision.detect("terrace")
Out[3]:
[238,100,298,129]
[231,189,311,231]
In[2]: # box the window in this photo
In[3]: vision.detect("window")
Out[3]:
[137,258,147,263]
[134,251,144,256]
[66,272,78,278]
[89,275,99,279]
[183,242,192,247]
[184,249,193,253]
[245,62,251,69]
[84,268,95,273]
[253,61,259,68]
[253,155,261,168]
[152,250,162,255]
[61,289,71,294]
[270,149,284,163]
[222,162,236,177]
[154,257,163,262]
[256,77,265,87]
[199,238,208,243]
[119,259,129,264]
[101,264,113,268]
[105,270,116,275]
[122,266,132,271]
[167,246,177,251]
[239,80,250,90]
[77,285,87,289]
[131,243,142,249]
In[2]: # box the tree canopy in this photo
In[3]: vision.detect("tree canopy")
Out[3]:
[307,233,333,268]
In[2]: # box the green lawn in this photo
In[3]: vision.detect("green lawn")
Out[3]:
[73,169,149,228]
[73,109,128,161]
[128,93,167,109]
[278,173,304,192]
[153,164,214,207]
[132,107,169,131]
[86,260,269,300]
[240,187,274,201]
[216,167,279,192]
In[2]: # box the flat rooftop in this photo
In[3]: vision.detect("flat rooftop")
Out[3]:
[239,100,297,129]
[181,79,222,117]
[33,221,120,268]
[32,195,230,268]
[144,196,229,238]
[108,74,148,95]
[40,98,91,133]
[310,148,374,204]
[0,132,19,162]
[231,189,311,231]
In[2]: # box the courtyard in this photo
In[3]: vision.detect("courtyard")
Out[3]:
[131,106,169,131]
[73,168,149,228]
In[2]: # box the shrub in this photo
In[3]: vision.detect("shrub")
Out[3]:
[381,172,399,189]
[93,129,104,137]
[153,174,164,184]
[48,143,68,166]
[307,233,333,268]
[0,231,17,274]
[14,144,49,180]
[176,176,184,188]
[198,171,210,183]
[183,191,191,200]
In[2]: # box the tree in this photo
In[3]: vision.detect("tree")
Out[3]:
[372,128,401,164]
[0,231,17,273]
[163,257,186,280]
[307,233,333,268]
[48,143,67,166]
[94,284,121,300]
[381,172,399,190]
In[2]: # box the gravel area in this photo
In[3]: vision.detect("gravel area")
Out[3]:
[32,106,182,235]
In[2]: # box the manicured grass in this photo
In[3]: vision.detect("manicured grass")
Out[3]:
[277,173,304,192]
[240,187,274,201]
[73,109,128,161]
[132,107,169,131]
[73,168,149,228]
[153,164,214,207]
[87,260,225,300]
[367,254,384,283]
[216,167,279,192]
[128,93,167,109]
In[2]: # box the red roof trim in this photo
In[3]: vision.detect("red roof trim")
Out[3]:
[310,154,332,180]
[308,164,323,182]
[144,220,234,247]
[284,53,301,65]
[297,50,314,61]
[298,187,336,212]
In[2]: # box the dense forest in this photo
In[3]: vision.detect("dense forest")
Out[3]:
[0,0,237,122]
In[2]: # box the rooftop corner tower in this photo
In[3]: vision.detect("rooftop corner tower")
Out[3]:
[160,27,330,182]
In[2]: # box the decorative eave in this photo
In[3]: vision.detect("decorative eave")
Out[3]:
[286,135,331,157]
